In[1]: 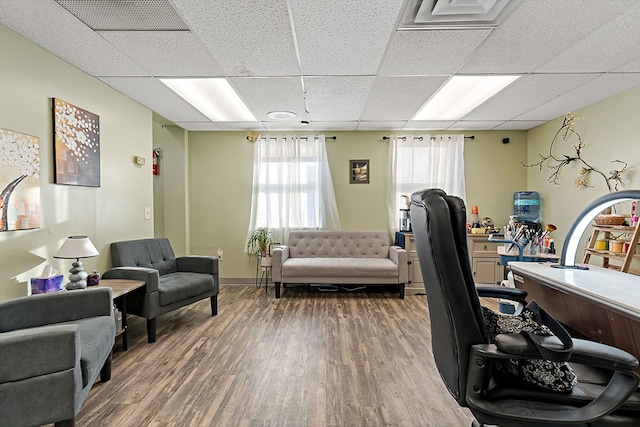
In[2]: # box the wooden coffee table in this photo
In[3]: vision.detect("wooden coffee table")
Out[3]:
[93,279,145,351]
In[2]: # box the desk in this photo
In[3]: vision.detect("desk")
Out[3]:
[94,279,145,351]
[508,261,640,363]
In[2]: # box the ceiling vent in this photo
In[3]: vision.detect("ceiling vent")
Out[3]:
[54,0,189,31]
[399,0,522,29]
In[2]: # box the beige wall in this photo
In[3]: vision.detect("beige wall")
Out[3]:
[0,25,154,301]
[187,130,528,281]
[527,86,640,254]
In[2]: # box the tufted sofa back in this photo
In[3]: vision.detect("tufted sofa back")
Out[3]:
[287,230,391,258]
[110,238,178,275]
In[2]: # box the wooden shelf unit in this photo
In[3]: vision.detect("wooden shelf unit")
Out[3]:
[583,222,640,274]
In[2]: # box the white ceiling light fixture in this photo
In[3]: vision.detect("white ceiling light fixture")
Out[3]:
[160,78,256,122]
[267,111,298,120]
[412,75,520,121]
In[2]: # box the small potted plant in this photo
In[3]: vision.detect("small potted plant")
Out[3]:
[246,227,277,268]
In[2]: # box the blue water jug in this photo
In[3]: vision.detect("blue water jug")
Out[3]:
[513,191,540,222]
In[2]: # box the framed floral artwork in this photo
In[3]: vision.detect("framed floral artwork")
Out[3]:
[0,127,41,231]
[53,98,100,187]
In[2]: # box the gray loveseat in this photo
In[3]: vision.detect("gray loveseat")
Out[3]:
[0,287,115,427]
[272,230,408,298]
[102,238,219,343]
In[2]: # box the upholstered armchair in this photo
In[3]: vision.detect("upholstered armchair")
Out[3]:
[0,288,115,427]
[102,238,219,343]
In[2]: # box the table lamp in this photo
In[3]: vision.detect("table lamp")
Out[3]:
[53,236,99,290]
[555,190,640,268]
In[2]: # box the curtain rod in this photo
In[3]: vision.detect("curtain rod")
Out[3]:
[382,135,475,141]
[246,135,337,141]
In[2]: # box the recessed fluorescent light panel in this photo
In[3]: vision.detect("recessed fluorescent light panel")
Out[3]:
[413,75,520,121]
[160,78,256,122]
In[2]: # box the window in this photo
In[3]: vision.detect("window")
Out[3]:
[247,135,340,245]
[389,134,466,230]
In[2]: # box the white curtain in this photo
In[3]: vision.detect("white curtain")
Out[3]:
[246,135,341,246]
[388,134,466,231]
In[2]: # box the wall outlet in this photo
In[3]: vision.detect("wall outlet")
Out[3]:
[144,207,151,220]
[217,249,223,261]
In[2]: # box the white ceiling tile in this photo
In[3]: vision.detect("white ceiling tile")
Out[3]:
[537,4,640,73]
[358,122,406,130]
[517,73,640,121]
[304,76,376,121]
[447,121,505,130]
[460,0,638,73]
[493,121,547,130]
[311,122,359,131]
[403,121,456,130]
[214,122,266,131]
[361,76,447,121]
[170,0,300,76]
[465,74,597,121]
[230,77,305,121]
[379,29,491,76]
[291,0,405,75]
[98,31,225,77]
[0,0,149,76]
[99,77,208,122]
[263,121,314,131]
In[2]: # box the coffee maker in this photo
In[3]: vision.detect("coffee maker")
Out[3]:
[399,209,411,232]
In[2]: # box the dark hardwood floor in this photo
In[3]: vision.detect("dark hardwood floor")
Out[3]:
[73,285,475,426]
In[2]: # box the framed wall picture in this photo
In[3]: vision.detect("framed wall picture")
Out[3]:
[53,98,101,187]
[350,159,369,184]
[0,127,41,231]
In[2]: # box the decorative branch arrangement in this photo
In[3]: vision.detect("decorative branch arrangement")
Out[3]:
[521,113,628,193]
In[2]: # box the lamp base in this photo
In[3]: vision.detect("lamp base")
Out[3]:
[65,260,89,290]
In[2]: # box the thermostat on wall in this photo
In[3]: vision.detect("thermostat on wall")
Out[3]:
[134,156,146,165]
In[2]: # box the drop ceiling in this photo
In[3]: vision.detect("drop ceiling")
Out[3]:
[2,0,640,131]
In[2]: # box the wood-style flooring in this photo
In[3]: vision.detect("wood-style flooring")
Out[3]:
[72,285,475,426]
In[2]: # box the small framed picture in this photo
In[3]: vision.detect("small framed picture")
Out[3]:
[350,159,369,184]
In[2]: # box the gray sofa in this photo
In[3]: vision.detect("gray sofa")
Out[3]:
[102,238,219,343]
[0,287,115,427]
[272,230,408,298]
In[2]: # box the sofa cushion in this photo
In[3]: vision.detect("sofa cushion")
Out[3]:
[111,238,178,275]
[159,272,215,306]
[288,230,390,258]
[61,316,115,388]
[282,258,399,278]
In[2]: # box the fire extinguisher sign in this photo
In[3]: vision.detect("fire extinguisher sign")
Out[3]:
[152,148,160,175]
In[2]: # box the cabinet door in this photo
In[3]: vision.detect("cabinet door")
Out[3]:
[411,257,424,285]
[473,258,500,285]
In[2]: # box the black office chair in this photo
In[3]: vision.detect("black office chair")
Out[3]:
[410,188,640,426]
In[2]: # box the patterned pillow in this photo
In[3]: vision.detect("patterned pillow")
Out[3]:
[482,306,577,392]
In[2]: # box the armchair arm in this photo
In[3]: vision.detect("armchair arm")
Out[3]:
[272,245,289,282]
[102,266,159,293]
[0,324,78,384]
[476,285,527,305]
[389,246,408,284]
[0,288,112,331]
[176,256,218,276]
[467,344,640,424]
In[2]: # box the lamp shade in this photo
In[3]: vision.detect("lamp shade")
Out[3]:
[53,236,99,260]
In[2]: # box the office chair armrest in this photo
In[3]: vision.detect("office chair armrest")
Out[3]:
[493,334,638,371]
[467,344,640,424]
[476,286,527,304]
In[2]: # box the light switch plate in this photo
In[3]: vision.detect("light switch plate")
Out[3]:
[135,156,146,165]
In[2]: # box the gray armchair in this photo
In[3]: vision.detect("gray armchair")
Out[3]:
[0,287,115,427]
[102,238,219,343]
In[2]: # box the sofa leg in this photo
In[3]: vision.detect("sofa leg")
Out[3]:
[100,353,112,382]
[147,318,157,343]
[275,282,281,298]
[55,418,75,427]
[210,295,218,316]
[399,283,405,299]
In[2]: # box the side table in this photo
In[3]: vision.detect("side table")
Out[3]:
[94,279,145,351]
